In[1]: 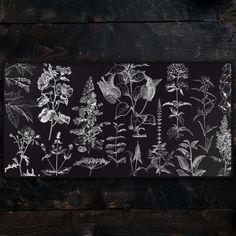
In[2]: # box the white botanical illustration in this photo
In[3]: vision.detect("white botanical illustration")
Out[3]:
[105,122,127,166]
[175,140,206,177]
[98,63,161,138]
[70,76,109,153]
[163,63,192,139]
[4,126,40,176]
[74,157,110,176]
[219,63,231,117]
[146,99,175,175]
[41,132,73,176]
[190,76,217,153]
[37,64,73,140]
[23,168,37,177]
[211,115,231,176]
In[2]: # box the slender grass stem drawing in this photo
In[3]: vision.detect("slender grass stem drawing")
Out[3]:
[41,132,73,176]
[163,63,192,139]
[4,126,40,176]
[98,64,161,138]
[37,64,73,140]
[190,76,217,153]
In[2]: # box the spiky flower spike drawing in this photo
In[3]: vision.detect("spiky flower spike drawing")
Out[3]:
[70,76,109,154]
[147,99,174,175]
[212,115,231,176]
[219,63,231,117]
[41,132,73,176]
[37,64,73,140]
[4,126,40,176]
[163,63,192,139]
[190,76,217,153]
[97,63,162,138]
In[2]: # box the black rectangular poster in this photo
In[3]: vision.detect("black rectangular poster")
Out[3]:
[3,63,232,177]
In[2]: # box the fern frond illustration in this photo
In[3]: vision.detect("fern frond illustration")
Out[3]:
[175,140,206,177]
[70,76,109,154]
[4,126,40,176]
[105,122,127,166]
[219,63,231,117]
[147,99,175,175]
[190,76,217,153]
[163,63,192,139]
[41,132,73,176]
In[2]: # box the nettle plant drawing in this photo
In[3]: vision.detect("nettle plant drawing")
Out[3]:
[212,115,231,176]
[98,63,161,138]
[218,63,231,117]
[190,76,217,153]
[41,132,73,176]
[70,76,109,154]
[4,126,40,177]
[175,140,206,177]
[37,64,73,140]
[105,122,127,166]
[163,63,192,139]
[74,157,110,176]
[146,99,175,175]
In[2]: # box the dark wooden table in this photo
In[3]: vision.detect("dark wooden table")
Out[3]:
[0,0,236,235]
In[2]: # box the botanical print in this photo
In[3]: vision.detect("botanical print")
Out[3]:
[98,64,161,138]
[3,63,232,178]
[190,76,217,153]
[163,63,192,139]
[37,64,73,140]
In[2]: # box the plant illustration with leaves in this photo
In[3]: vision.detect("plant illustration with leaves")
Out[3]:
[4,126,40,176]
[74,157,110,176]
[105,122,127,166]
[211,115,231,176]
[70,76,109,153]
[37,64,73,140]
[41,132,73,176]
[175,140,206,177]
[146,99,175,175]
[98,63,161,138]
[218,63,231,117]
[163,63,192,139]
[5,63,35,93]
[190,76,217,153]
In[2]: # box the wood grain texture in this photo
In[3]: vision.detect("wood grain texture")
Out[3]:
[0,209,235,236]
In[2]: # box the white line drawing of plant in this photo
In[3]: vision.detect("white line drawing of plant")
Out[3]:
[97,63,161,138]
[219,63,231,117]
[4,126,40,176]
[211,115,231,176]
[23,168,38,177]
[5,91,35,128]
[105,122,127,166]
[74,157,110,176]
[190,76,217,153]
[5,63,35,93]
[37,64,73,140]
[146,99,175,175]
[70,76,109,154]
[163,63,192,139]
[175,140,206,177]
[41,132,73,176]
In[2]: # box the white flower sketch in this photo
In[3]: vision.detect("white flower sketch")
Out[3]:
[146,99,175,175]
[70,76,109,153]
[219,63,231,117]
[4,126,40,176]
[98,64,161,138]
[190,76,217,153]
[175,140,206,177]
[41,132,73,176]
[37,64,73,140]
[163,63,192,139]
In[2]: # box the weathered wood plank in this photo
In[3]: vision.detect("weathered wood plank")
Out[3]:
[0,210,234,236]
[0,0,233,23]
